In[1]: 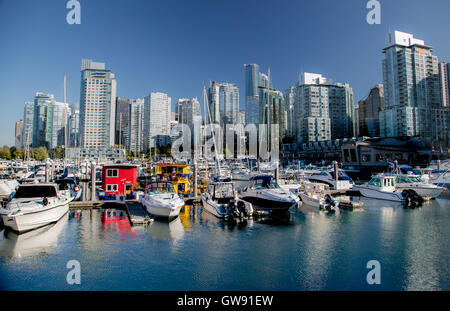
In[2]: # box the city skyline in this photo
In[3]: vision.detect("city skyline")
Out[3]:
[1,0,450,146]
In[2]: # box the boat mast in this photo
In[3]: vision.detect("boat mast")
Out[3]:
[203,85,221,175]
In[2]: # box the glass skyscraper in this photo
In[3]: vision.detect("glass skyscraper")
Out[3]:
[244,64,260,125]
[32,92,55,149]
[143,92,171,151]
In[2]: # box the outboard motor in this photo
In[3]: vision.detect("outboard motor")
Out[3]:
[402,189,423,207]
[323,194,337,214]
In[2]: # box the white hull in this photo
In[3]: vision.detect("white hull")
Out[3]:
[141,195,184,220]
[299,193,322,208]
[395,185,444,199]
[356,186,403,202]
[2,203,70,233]
[201,196,224,218]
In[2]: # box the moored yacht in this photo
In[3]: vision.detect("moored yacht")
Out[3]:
[0,183,73,233]
[140,181,185,221]
[201,181,253,219]
[308,168,354,190]
[240,175,298,213]
[393,174,444,200]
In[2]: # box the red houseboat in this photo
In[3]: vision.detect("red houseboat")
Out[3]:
[98,164,138,200]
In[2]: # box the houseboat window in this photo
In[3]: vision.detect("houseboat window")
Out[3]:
[178,168,184,174]
[368,178,381,187]
[106,184,118,191]
[385,154,392,161]
[107,169,118,177]
[395,154,403,161]
[376,154,384,162]
[362,154,371,163]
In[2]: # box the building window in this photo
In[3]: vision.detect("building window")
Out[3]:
[107,169,118,177]
[106,184,118,191]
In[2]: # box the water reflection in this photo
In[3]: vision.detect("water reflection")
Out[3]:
[146,217,185,242]
[0,213,68,259]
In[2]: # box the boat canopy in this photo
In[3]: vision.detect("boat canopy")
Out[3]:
[146,181,175,193]
[14,185,58,198]
[250,175,280,189]
[208,182,235,199]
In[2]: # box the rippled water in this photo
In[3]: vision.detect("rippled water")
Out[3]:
[0,197,449,291]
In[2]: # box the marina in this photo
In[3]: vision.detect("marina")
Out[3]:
[0,157,449,291]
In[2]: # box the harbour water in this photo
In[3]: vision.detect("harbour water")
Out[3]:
[0,197,449,291]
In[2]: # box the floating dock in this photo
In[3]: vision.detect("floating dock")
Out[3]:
[125,201,153,225]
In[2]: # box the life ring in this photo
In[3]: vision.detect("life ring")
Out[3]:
[74,185,81,192]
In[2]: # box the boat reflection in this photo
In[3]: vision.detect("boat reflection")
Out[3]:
[0,213,68,258]
[146,216,185,241]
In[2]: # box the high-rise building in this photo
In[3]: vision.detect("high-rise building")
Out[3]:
[258,86,286,137]
[15,120,23,149]
[32,92,55,149]
[51,101,71,149]
[380,31,442,141]
[22,101,34,149]
[143,92,171,151]
[68,106,80,147]
[207,82,220,124]
[244,64,260,125]
[207,82,239,125]
[177,98,201,128]
[289,73,354,143]
[115,97,131,147]
[129,98,145,154]
[358,84,384,137]
[79,59,117,148]
[438,62,449,108]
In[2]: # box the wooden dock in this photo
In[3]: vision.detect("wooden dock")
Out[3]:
[125,201,153,226]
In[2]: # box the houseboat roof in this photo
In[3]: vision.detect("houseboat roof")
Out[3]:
[103,164,138,169]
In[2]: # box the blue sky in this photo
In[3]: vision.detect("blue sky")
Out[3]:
[0,0,449,146]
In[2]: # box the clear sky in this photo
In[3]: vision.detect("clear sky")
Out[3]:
[1,0,449,146]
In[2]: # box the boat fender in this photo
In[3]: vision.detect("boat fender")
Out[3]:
[43,197,48,206]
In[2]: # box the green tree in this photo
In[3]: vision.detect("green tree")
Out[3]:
[0,146,11,159]
[33,146,48,161]
[12,148,24,159]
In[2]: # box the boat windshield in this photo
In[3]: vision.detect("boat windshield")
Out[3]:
[147,182,174,193]
[253,177,280,189]
[14,185,57,198]
[330,171,354,182]
[368,178,381,187]
[213,183,234,199]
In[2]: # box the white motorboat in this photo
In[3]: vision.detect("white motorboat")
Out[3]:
[231,167,252,181]
[240,175,298,213]
[354,175,404,202]
[308,168,354,190]
[393,174,444,199]
[428,170,450,196]
[299,182,340,213]
[201,181,253,219]
[140,181,185,221]
[0,183,72,233]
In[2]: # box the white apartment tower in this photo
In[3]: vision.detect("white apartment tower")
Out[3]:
[143,92,171,151]
[79,59,117,148]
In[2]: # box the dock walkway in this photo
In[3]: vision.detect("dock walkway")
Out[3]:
[125,201,153,225]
